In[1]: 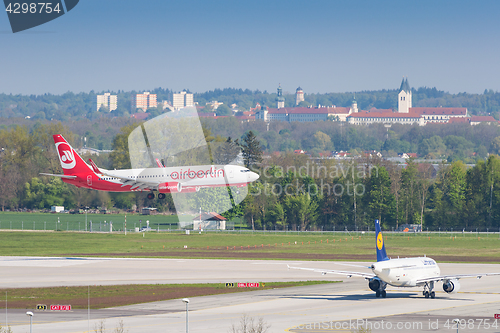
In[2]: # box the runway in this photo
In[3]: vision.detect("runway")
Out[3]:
[1,257,500,332]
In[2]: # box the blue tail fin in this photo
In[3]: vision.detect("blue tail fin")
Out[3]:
[375,219,389,261]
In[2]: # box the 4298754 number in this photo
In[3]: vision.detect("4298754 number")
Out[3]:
[5,2,61,14]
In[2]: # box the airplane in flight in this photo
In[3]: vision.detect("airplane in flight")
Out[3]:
[289,220,500,298]
[41,134,259,199]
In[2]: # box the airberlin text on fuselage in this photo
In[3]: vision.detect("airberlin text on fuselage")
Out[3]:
[170,168,224,180]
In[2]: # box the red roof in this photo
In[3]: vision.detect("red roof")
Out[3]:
[448,117,470,124]
[411,107,467,116]
[470,115,496,122]
[130,112,150,120]
[349,109,421,118]
[266,106,350,115]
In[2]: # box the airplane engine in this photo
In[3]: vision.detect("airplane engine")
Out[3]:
[442,279,460,294]
[158,182,181,193]
[368,277,386,291]
[179,187,198,193]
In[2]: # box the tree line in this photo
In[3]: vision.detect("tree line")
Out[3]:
[2,123,500,233]
[1,86,500,121]
[234,154,500,232]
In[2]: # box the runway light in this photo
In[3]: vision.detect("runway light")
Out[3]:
[26,311,33,333]
[181,298,190,333]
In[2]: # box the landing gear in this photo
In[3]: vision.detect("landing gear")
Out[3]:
[423,281,435,299]
[375,290,387,298]
[147,192,155,200]
[376,291,380,297]
[158,193,166,200]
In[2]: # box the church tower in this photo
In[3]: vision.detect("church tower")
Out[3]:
[351,95,358,113]
[295,87,304,105]
[398,77,412,113]
[276,84,285,109]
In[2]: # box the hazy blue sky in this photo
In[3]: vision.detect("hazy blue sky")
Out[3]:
[1,0,499,95]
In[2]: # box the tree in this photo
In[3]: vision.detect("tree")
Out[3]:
[284,194,319,231]
[230,314,270,333]
[364,167,395,227]
[216,104,232,116]
[313,131,332,151]
[110,123,139,169]
[491,136,500,155]
[241,131,263,169]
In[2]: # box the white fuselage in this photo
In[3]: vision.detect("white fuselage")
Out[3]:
[100,164,257,188]
[371,257,440,287]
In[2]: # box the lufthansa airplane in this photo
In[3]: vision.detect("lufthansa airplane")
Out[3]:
[41,134,259,200]
[289,220,500,298]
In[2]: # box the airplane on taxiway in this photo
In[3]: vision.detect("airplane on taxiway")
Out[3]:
[41,134,259,200]
[289,219,500,298]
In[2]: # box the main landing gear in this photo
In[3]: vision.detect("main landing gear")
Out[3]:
[375,290,387,298]
[423,281,436,299]
[147,192,166,200]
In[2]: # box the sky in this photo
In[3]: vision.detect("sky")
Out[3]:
[1,0,500,95]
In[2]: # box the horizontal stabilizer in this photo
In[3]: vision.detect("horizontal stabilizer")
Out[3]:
[40,173,77,179]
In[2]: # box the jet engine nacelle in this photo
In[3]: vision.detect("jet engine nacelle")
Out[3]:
[368,277,386,292]
[158,182,181,193]
[443,279,460,294]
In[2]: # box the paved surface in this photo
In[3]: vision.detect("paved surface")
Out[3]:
[1,257,500,332]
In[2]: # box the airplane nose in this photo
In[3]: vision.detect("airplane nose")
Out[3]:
[249,171,259,182]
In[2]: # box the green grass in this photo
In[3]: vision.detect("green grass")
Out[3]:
[0,227,499,261]
[0,212,179,231]
[0,281,337,309]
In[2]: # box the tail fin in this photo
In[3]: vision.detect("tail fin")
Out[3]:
[53,134,92,175]
[375,219,389,262]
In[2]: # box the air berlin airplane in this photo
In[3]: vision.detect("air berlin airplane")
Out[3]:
[41,134,259,199]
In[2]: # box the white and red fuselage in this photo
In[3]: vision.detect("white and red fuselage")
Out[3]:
[46,134,259,194]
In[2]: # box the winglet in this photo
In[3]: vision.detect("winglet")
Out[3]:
[155,158,164,168]
[89,159,101,174]
[375,219,389,262]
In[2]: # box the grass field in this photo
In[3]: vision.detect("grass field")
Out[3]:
[0,281,336,310]
[0,226,499,262]
[0,212,180,232]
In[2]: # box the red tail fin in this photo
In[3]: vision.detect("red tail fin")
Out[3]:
[53,134,92,175]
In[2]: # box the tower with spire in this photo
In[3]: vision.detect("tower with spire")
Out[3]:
[276,84,285,109]
[351,94,358,113]
[398,77,412,113]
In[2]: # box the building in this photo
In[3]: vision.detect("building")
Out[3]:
[470,115,498,125]
[192,212,226,230]
[347,78,468,126]
[206,100,224,110]
[96,93,117,112]
[276,84,285,108]
[256,101,357,123]
[132,92,157,112]
[173,91,194,110]
[296,87,304,105]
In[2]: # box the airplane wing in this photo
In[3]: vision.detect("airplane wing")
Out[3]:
[40,173,77,179]
[88,159,157,190]
[287,265,375,279]
[416,273,500,284]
